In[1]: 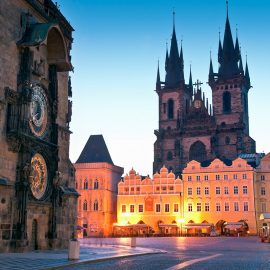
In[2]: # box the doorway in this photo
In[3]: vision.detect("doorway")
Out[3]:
[32,219,38,250]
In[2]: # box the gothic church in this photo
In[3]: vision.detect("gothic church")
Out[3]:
[153,6,256,175]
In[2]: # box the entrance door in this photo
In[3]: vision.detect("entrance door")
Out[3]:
[32,219,38,250]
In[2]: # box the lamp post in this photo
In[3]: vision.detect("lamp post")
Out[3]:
[177,218,185,237]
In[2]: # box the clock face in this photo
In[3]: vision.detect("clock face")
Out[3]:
[30,153,48,200]
[194,100,202,109]
[29,85,48,137]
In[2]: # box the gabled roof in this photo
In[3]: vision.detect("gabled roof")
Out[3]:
[76,135,113,164]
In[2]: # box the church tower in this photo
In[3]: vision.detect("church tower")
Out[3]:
[208,3,256,159]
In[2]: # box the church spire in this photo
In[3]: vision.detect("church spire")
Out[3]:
[235,28,240,62]
[165,43,169,72]
[245,55,251,89]
[156,60,161,91]
[209,51,215,83]
[238,48,244,75]
[188,64,193,93]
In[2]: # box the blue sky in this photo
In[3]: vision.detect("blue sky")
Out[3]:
[57,0,270,175]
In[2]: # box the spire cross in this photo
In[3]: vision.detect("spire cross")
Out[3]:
[173,7,175,26]
[193,79,203,91]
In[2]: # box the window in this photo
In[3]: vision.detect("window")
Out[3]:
[261,175,265,181]
[188,187,192,196]
[224,174,228,180]
[136,187,140,192]
[165,203,170,212]
[174,204,179,212]
[188,203,192,212]
[234,186,238,194]
[204,187,209,195]
[224,202,229,211]
[130,205,135,213]
[130,187,134,192]
[156,204,161,213]
[223,91,231,113]
[156,186,160,191]
[196,187,201,195]
[84,180,88,190]
[243,186,248,194]
[204,175,209,181]
[168,99,174,119]
[121,205,126,213]
[138,204,144,213]
[234,202,239,211]
[243,174,247,179]
[162,186,166,191]
[196,203,202,212]
[75,181,78,189]
[188,176,192,182]
[233,174,238,180]
[216,175,220,180]
[94,179,99,190]
[196,175,200,181]
[216,203,221,212]
[169,186,174,191]
[261,187,266,196]
[93,200,98,211]
[243,202,249,211]
[224,186,229,194]
[205,203,210,212]
[83,200,87,211]
[216,187,221,195]
[125,187,129,192]
[262,203,267,212]
[167,151,173,161]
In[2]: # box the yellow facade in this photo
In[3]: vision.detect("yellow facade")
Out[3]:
[116,167,183,236]
[75,162,123,237]
[182,158,257,235]
[255,153,270,228]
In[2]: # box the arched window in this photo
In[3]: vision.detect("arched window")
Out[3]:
[83,200,87,211]
[94,200,98,211]
[223,91,231,113]
[189,141,206,163]
[167,99,174,119]
[94,179,99,190]
[167,151,173,161]
[84,179,88,190]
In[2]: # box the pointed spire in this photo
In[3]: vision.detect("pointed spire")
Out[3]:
[188,64,193,93]
[206,98,209,110]
[156,60,161,91]
[218,31,223,64]
[245,55,251,89]
[239,48,244,75]
[165,42,169,72]
[235,27,240,62]
[209,51,215,83]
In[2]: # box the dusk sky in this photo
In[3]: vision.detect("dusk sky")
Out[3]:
[57,0,270,175]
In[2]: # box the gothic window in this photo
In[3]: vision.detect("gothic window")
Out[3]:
[189,141,206,163]
[84,179,88,190]
[167,99,174,119]
[94,179,99,190]
[167,151,173,161]
[83,200,87,211]
[223,91,231,113]
[94,200,98,211]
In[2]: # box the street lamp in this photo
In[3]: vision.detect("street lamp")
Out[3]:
[177,218,185,237]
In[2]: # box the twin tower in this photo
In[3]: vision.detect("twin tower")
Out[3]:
[153,6,256,175]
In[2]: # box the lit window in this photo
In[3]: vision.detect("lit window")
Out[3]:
[83,200,87,211]
[197,203,201,212]
[216,175,220,180]
[234,202,239,211]
[156,204,161,213]
[243,202,249,211]
[138,204,144,213]
[234,186,238,195]
[188,176,192,182]
[84,179,88,190]
[204,187,209,195]
[174,204,179,212]
[224,202,229,211]
[243,186,248,194]
[224,186,229,194]
[233,174,238,180]
[224,175,228,180]
[261,187,266,196]
[216,203,221,212]
[94,200,98,211]
[216,187,221,195]
[261,175,265,181]
[204,175,209,181]
[130,187,134,192]
[196,175,200,181]
[243,174,247,179]
[188,187,192,196]
[169,186,174,191]
[130,205,135,213]
[205,203,210,212]
[125,187,129,192]
[196,187,201,195]
[165,203,170,212]
[122,205,126,213]
[162,186,166,191]
[188,203,192,212]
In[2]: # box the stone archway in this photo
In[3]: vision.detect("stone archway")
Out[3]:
[189,141,207,162]
[216,220,226,235]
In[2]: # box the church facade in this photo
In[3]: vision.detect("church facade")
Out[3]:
[153,7,256,176]
[0,0,78,252]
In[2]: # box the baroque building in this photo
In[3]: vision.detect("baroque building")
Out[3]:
[75,135,123,237]
[0,0,77,252]
[153,6,256,175]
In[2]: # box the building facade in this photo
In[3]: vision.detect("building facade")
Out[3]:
[0,0,77,252]
[153,6,255,175]
[115,167,183,236]
[75,135,123,237]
